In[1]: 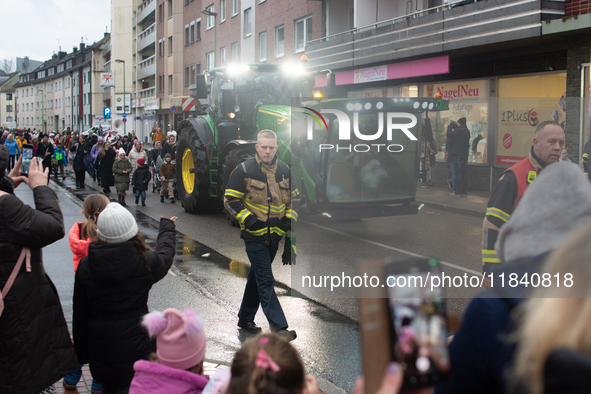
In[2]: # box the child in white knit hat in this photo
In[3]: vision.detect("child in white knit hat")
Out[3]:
[73,203,178,393]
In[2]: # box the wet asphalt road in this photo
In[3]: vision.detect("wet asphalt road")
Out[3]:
[18,176,485,393]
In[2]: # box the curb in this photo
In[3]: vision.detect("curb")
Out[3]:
[417,200,485,218]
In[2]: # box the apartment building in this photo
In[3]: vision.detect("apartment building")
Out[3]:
[303,0,590,191]
[13,36,110,134]
[0,72,19,126]
[156,0,185,132]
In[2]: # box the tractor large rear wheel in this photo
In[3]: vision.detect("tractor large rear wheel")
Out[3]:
[176,127,223,214]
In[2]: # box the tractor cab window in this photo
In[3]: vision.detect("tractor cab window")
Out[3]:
[324,112,419,204]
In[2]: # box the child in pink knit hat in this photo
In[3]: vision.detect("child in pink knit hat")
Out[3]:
[129,308,209,394]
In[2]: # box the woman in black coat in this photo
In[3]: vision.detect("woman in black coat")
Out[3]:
[97,141,116,194]
[73,202,177,393]
[70,135,90,188]
[0,157,79,394]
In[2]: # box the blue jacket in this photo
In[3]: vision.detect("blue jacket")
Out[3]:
[53,148,67,165]
[5,140,20,156]
[434,252,550,394]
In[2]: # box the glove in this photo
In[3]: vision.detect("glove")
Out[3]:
[282,237,296,265]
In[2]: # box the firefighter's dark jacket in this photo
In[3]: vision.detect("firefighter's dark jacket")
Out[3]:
[481,146,545,273]
[224,154,300,244]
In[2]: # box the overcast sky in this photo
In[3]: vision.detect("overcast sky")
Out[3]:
[0,0,111,68]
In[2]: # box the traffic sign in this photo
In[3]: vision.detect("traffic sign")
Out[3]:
[171,106,178,113]
[182,98,195,111]
[7,116,12,121]
[104,107,111,119]
[122,113,127,118]
[122,118,128,123]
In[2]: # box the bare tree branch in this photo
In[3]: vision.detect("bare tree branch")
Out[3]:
[0,57,15,73]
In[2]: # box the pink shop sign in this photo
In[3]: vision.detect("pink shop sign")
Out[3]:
[354,66,387,84]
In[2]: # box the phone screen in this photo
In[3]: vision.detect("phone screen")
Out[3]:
[385,259,450,388]
[21,145,34,175]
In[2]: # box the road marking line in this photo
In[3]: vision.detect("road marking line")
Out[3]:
[168,270,178,276]
[302,221,482,277]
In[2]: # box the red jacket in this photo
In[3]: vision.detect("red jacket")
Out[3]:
[69,222,90,272]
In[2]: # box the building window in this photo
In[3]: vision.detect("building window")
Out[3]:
[244,8,251,37]
[158,39,164,57]
[220,0,226,22]
[195,19,201,40]
[159,3,164,22]
[185,66,190,86]
[168,36,173,56]
[195,63,201,75]
[205,5,215,29]
[190,65,196,85]
[168,75,173,94]
[259,32,267,62]
[232,0,238,16]
[185,25,190,45]
[294,17,312,52]
[26,103,29,111]
[167,0,173,18]
[206,52,214,71]
[190,22,195,43]
[275,26,284,58]
[231,42,238,61]
[220,47,226,66]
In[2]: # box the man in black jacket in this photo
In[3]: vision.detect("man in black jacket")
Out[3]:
[449,117,470,196]
[36,133,55,182]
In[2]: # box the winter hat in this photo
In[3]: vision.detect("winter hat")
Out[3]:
[96,203,138,243]
[458,117,467,126]
[137,158,145,167]
[143,308,206,370]
[164,153,171,160]
[119,148,126,156]
[496,162,591,264]
[98,136,104,142]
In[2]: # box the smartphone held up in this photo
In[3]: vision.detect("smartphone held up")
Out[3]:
[20,144,34,176]
[359,257,451,393]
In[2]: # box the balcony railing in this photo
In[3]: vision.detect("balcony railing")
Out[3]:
[305,0,565,71]
[138,0,156,24]
[138,86,156,99]
[103,60,111,72]
[138,55,156,79]
[137,23,156,52]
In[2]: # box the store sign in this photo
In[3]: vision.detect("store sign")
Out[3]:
[114,94,131,114]
[428,80,488,103]
[496,98,564,165]
[100,73,115,88]
[354,66,387,84]
[142,98,160,110]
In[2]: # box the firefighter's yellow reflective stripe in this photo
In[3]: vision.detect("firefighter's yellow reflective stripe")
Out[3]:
[244,200,285,214]
[270,204,286,214]
[225,189,244,198]
[527,171,537,184]
[292,188,300,198]
[292,245,297,254]
[486,207,510,222]
[271,227,286,236]
[236,209,250,223]
[244,200,268,212]
[482,249,501,263]
[583,153,589,159]
[285,209,298,221]
[245,227,268,236]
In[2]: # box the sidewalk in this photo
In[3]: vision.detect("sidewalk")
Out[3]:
[415,181,491,217]
[53,362,229,393]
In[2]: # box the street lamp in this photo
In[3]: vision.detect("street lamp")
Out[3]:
[115,59,126,136]
[201,9,217,68]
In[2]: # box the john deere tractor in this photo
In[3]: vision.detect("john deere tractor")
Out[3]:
[176,63,448,220]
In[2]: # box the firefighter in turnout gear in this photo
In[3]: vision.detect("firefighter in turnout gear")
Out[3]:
[482,121,565,273]
[224,130,299,341]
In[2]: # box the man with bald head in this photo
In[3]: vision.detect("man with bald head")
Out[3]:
[481,120,565,273]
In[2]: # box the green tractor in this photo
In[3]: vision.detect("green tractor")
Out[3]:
[176,63,448,220]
